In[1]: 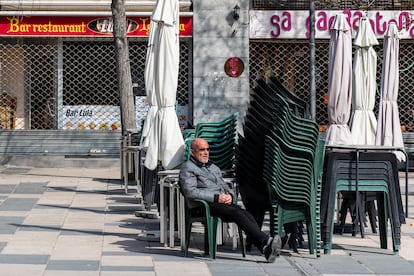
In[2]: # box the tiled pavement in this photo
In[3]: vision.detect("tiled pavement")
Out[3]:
[0,164,414,275]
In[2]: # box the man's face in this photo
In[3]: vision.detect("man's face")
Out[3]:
[191,139,210,164]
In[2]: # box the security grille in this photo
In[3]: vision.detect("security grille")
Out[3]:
[249,40,414,128]
[0,37,190,131]
[252,0,414,10]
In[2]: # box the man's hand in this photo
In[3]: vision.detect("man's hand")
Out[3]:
[218,193,232,205]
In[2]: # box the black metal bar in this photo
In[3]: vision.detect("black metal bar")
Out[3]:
[355,150,361,237]
[309,0,316,120]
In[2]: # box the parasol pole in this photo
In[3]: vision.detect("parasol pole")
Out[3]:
[309,0,316,120]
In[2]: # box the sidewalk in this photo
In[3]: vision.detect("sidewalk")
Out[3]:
[0,164,413,275]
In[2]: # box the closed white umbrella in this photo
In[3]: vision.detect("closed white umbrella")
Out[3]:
[142,0,185,170]
[375,22,405,161]
[325,13,353,146]
[350,17,379,145]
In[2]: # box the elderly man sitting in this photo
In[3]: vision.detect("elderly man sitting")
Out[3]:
[179,138,281,262]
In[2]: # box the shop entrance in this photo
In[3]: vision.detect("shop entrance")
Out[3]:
[28,42,57,129]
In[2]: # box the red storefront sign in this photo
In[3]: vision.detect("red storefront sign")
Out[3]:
[0,16,192,37]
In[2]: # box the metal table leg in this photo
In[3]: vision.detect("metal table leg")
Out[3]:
[169,182,175,247]
[159,176,166,245]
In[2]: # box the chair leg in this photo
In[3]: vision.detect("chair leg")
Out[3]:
[206,217,217,259]
[122,150,128,193]
[184,221,192,257]
[357,196,365,238]
[213,218,219,259]
[338,197,351,234]
[366,198,378,234]
[237,226,246,258]
[377,193,388,249]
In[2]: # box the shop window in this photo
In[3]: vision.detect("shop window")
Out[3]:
[0,93,16,129]
[62,41,119,106]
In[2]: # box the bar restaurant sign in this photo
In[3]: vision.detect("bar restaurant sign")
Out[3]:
[250,9,414,39]
[0,16,192,37]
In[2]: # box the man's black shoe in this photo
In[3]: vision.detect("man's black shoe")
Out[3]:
[263,235,281,263]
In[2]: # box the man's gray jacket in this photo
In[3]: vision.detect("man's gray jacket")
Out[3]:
[179,157,235,208]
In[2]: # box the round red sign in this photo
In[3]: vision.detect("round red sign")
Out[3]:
[224,57,244,78]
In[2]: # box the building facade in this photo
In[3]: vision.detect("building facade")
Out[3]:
[0,0,414,162]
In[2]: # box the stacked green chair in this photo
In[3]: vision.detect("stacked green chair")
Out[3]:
[267,76,310,119]
[268,84,322,254]
[235,82,279,231]
[182,128,196,140]
[321,151,405,254]
[236,77,313,251]
[183,113,238,171]
[262,93,325,257]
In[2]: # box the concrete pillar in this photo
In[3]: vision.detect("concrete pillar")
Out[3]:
[192,0,249,131]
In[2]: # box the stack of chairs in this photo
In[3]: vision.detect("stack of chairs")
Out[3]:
[235,76,313,250]
[321,151,405,254]
[262,92,325,256]
[183,113,238,171]
[267,76,310,119]
[235,79,279,230]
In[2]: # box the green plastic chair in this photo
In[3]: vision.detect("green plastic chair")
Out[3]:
[323,165,400,254]
[181,137,245,259]
[264,136,326,256]
[182,129,196,140]
[183,198,219,258]
[182,197,246,259]
[186,112,238,171]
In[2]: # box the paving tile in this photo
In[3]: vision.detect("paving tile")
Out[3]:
[60,229,103,236]
[0,264,46,276]
[0,185,17,194]
[207,261,268,276]
[103,224,140,235]
[23,211,67,227]
[7,194,42,199]
[44,271,99,276]
[45,186,78,192]
[0,254,49,264]
[77,206,108,213]
[0,177,23,185]
[16,225,62,232]
[101,266,153,271]
[2,231,59,254]
[50,235,103,260]
[102,235,147,253]
[0,211,28,216]
[33,203,70,209]
[0,234,13,242]
[1,168,31,174]
[46,260,99,271]
[101,255,153,266]
[0,216,25,234]
[62,212,105,230]
[0,242,7,252]
[100,272,154,276]
[0,198,38,211]
[351,251,414,275]
[400,236,414,260]
[154,261,212,276]
[14,182,48,194]
[36,195,74,206]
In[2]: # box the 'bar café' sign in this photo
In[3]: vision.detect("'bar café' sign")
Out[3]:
[0,16,192,37]
[250,9,414,39]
